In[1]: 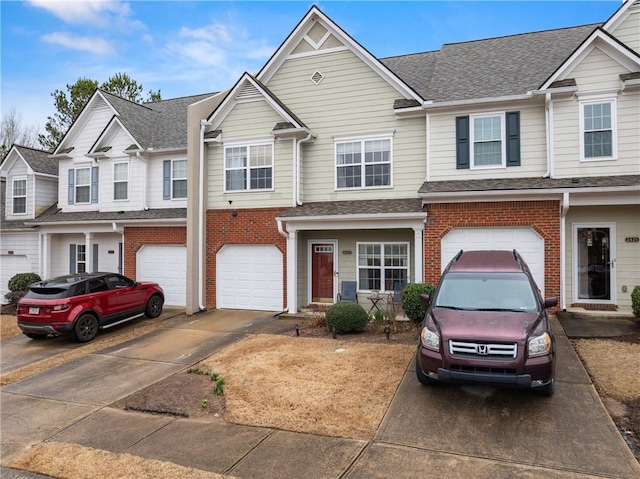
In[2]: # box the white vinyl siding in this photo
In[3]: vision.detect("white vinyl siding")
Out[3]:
[265,49,426,201]
[35,177,57,217]
[609,8,640,52]
[12,178,27,214]
[429,105,546,180]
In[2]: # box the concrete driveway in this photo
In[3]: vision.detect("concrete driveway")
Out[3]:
[1,312,638,479]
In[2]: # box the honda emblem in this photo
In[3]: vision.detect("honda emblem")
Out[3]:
[477,344,489,355]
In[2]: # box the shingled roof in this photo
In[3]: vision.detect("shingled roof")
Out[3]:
[279,198,424,218]
[98,91,215,151]
[381,23,600,102]
[6,145,57,176]
[25,205,187,225]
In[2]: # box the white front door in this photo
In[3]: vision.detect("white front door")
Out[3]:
[573,224,616,305]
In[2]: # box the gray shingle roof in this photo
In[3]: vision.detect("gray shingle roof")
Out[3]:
[99,90,215,151]
[382,24,599,102]
[279,198,424,218]
[26,205,187,225]
[13,145,57,176]
[419,175,640,195]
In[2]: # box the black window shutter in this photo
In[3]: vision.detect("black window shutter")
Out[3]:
[456,116,470,169]
[93,244,99,272]
[163,160,171,200]
[506,111,521,167]
[69,244,76,274]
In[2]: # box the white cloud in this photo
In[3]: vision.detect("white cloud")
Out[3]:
[28,0,131,27]
[42,32,114,55]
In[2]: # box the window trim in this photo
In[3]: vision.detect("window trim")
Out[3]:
[223,139,275,193]
[579,95,617,162]
[469,112,506,169]
[334,133,394,190]
[112,161,129,201]
[356,241,410,293]
[74,167,92,204]
[76,244,87,274]
[12,177,27,215]
[171,159,188,199]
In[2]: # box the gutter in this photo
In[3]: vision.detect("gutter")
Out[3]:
[198,119,212,311]
[543,93,554,178]
[295,133,314,206]
[421,93,534,110]
[276,218,289,313]
[560,192,569,311]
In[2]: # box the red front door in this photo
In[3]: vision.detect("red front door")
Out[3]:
[311,244,334,303]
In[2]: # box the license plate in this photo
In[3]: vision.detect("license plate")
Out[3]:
[29,307,40,315]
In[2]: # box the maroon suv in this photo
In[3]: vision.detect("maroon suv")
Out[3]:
[416,250,557,396]
[17,272,164,343]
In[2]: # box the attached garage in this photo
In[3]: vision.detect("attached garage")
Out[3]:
[137,245,186,306]
[217,245,283,311]
[1,254,31,300]
[441,227,545,294]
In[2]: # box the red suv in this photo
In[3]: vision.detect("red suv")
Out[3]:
[17,272,164,342]
[416,250,557,396]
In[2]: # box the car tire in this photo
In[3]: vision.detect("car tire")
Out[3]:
[25,333,48,340]
[415,354,437,385]
[144,295,163,318]
[536,377,555,397]
[73,314,99,343]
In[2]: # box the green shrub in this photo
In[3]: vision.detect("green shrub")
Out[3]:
[8,272,41,293]
[326,302,369,334]
[401,283,435,323]
[632,285,640,321]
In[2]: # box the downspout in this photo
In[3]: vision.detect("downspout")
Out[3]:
[276,218,290,313]
[295,133,313,206]
[135,152,148,210]
[560,192,569,311]
[543,93,554,178]
[198,120,211,311]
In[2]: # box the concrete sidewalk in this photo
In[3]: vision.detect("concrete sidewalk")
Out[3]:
[2,311,639,479]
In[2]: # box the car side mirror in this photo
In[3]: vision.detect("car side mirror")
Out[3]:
[419,293,431,305]
[544,297,558,309]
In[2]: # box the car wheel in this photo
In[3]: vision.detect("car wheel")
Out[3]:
[144,295,163,318]
[25,333,48,340]
[537,377,555,397]
[415,354,437,385]
[73,314,99,343]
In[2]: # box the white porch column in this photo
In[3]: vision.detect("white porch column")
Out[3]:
[41,233,51,279]
[286,228,298,314]
[413,227,424,283]
[85,233,94,272]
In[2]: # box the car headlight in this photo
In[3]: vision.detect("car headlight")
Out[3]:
[420,327,440,351]
[528,332,551,357]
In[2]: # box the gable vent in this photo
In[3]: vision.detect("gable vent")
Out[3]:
[236,82,261,99]
[310,70,324,86]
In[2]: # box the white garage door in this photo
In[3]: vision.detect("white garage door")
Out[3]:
[137,245,186,306]
[1,255,31,301]
[217,245,283,311]
[441,227,545,294]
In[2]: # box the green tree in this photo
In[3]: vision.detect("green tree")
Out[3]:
[38,73,161,151]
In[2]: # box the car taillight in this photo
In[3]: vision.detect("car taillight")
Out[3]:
[53,304,70,311]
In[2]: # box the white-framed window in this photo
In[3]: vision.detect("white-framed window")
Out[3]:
[75,167,91,204]
[224,142,274,192]
[357,242,409,292]
[470,113,505,168]
[76,244,87,273]
[335,136,392,189]
[113,162,128,201]
[172,159,187,199]
[12,178,27,214]
[579,96,617,161]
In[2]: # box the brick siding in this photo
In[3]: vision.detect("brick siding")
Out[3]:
[123,226,186,279]
[423,201,561,303]
[205,207,288,308]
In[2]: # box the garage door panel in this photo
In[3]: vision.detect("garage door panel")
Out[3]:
[217,245,283,311]
[137,245,186,307]
[1,255,31,300]
[442,228,545,294]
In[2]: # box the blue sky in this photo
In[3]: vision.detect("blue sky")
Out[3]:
[1,1,621,132]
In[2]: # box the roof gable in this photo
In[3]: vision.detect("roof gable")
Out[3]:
[257,5,422,103]
[88,116,141,157]
[540,28,640,90]
[0,145,56,177]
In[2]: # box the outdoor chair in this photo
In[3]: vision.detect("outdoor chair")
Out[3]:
[337,281,358,302]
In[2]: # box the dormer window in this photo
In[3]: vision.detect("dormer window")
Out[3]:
[12,178,27,214]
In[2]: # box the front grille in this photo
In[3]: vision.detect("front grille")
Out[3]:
[449,340,517,359]
[450,364,517,375]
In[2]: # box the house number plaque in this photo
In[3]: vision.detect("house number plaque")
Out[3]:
[625,237,639,243]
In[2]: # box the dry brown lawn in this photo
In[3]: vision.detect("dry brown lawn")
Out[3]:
[7,442,232,479]
[1,313,21,340]
[199,334,415,439]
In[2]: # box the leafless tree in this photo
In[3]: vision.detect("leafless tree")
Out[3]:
[1,108,41,159]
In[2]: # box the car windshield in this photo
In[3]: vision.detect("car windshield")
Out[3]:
[434,272,538,312]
